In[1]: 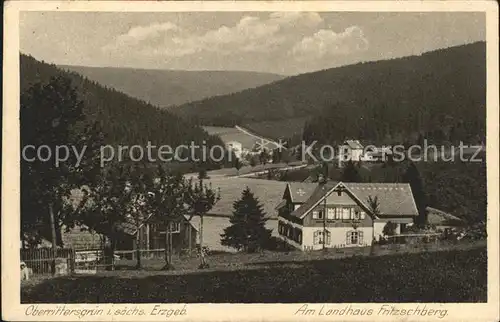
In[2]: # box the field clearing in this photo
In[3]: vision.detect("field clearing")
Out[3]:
[21,246,487,303]
[202,126,261,150]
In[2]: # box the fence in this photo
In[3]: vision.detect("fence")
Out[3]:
[22,246,214,276]
[383,233,442,245]
[20,248,75,277]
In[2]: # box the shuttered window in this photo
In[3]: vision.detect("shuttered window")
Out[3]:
[314,230,330,245]
[346,230,363,245]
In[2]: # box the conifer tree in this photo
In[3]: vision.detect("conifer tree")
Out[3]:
[221,187,272,252]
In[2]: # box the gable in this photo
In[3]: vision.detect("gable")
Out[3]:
[344,140,364,150]
[287,182,317,203]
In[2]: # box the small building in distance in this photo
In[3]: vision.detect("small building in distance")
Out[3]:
[340,140,364,162]
[226,141,243,159]
[426,207,465,231]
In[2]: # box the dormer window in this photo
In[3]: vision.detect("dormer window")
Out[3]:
[312,210,323,219]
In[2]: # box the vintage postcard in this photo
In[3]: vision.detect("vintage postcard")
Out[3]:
[2,1,499,321]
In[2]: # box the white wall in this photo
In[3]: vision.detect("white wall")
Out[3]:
[340,146,363,162]
[351,149,363,162]
[302,226,373,251]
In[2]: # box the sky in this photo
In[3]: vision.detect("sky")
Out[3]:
[20,11,485,75]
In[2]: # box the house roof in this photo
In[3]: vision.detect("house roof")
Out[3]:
[287,182,317,203]
[288,181,419,219]
[426,207,464,226]
[344,140,364,150]
[203,177,286,217]
[344,183,419,217]
[290,182,338,219]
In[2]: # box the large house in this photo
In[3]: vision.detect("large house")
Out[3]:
[276,181,419,251]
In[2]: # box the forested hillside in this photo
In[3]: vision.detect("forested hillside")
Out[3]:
[60,65,284,107]
[173,42,485,145]
[21,54,228,171]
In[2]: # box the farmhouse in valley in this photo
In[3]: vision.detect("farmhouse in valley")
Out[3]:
[340,140,364,162]
[276,181,419,250]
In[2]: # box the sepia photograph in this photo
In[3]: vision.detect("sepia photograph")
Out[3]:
[2,1,499,321]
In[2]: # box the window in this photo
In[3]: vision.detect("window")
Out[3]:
[314,230,331,245]
[327,208,335,220]
[346,230,364,245]
[360,211,366,219]
[169,222,180,233]
[335,208,342,220]
[312,210,323,220]
[342,208,350,220]
[278,222,283,235]
[314,231,323,245]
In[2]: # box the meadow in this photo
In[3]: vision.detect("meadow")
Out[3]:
[22,245,486,303]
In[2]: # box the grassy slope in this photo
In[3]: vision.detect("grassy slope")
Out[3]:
[21,247,486,303]
[60,65,285,107]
